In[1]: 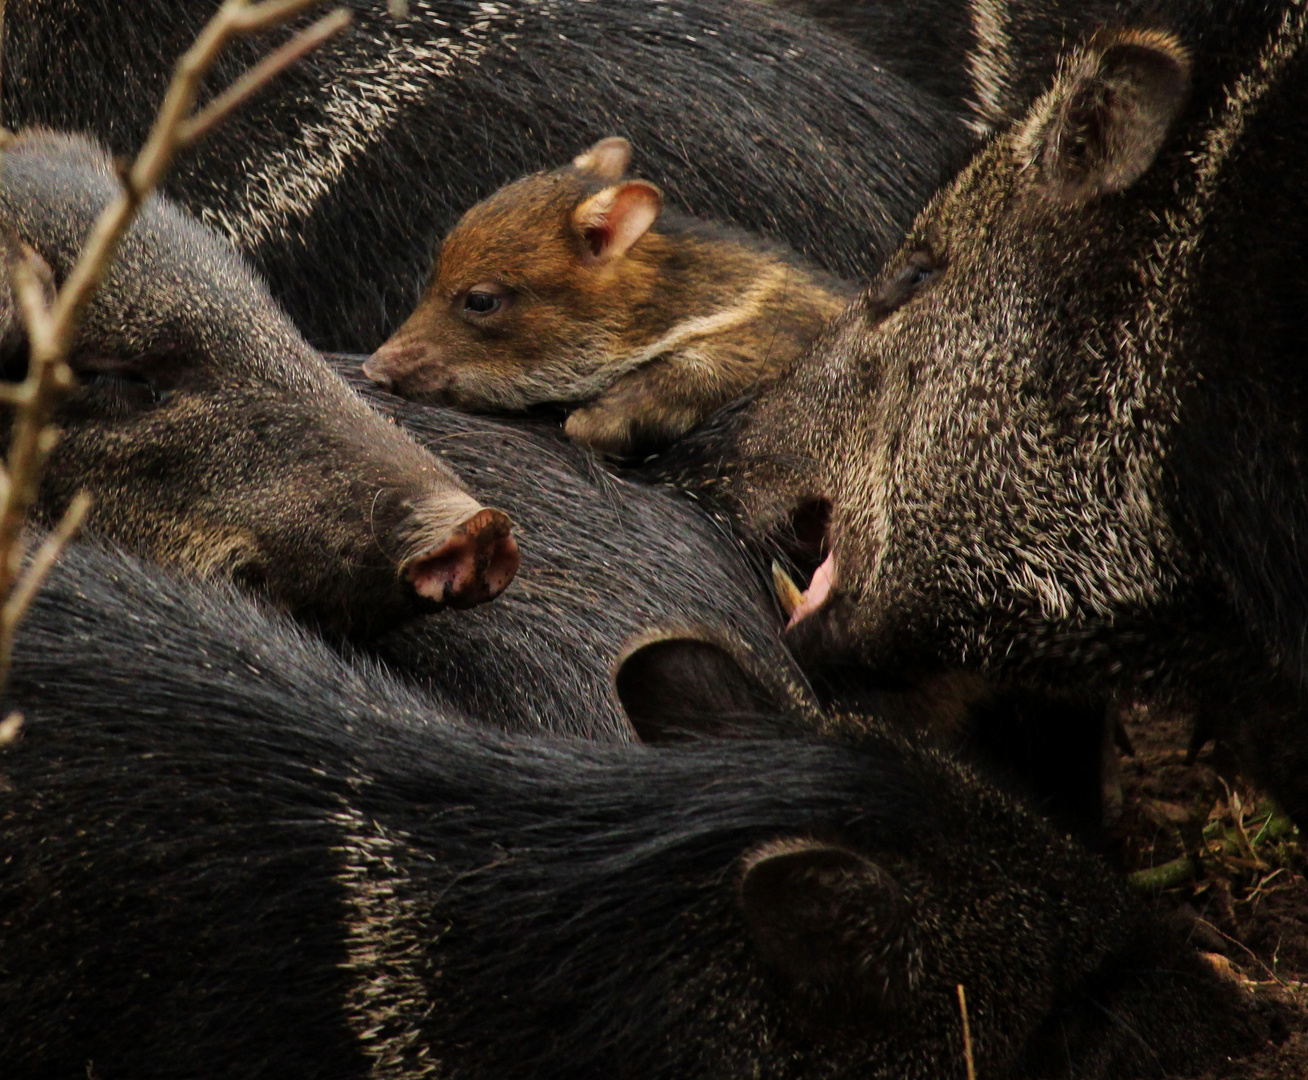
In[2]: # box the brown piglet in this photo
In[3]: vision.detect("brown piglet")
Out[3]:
[364,138,854,455]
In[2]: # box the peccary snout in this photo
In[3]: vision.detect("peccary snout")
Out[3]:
[0,129,518,636]
[393,495,519,608]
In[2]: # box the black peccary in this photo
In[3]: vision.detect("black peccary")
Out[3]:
[0,130,518,637]
[759,0,1123,136]
[733,6,1308,821]
[335,359,816,740]
[0,542,1268,1079]
[2,0,971,350]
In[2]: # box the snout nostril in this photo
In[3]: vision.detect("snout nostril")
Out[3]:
[402,507,519,609]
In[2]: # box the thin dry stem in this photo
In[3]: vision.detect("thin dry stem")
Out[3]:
[181,9,352,145]
[0,0,348,693]
[957,983,977,1080]
[4,490,91,628]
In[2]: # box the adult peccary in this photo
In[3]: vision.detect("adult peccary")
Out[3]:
[0,542,1269,1078]
[757,0,1122,137]
[0,129,518,637]
[2,0,971,350]
[731,4,1308,822]
[335,361,814,740]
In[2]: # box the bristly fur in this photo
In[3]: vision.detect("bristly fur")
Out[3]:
[762,0,1169,134]
[369,145,854,454]
[732,1,1308,821]
[1,0,971,350]
[0,542,1267,1078]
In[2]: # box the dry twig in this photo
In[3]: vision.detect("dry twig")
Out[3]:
[957,983,977,1080]
[0,0,350,696]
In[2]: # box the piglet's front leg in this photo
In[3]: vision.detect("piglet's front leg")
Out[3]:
[565,355,745,455]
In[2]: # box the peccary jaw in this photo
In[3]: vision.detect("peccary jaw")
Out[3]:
[0,130,517,635]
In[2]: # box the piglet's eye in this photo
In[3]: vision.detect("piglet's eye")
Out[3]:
[464,291,503,315]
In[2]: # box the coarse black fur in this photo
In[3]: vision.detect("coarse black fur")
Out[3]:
[761,0,1125,134]
[730,3,1308,821]
[0,542,1270,1078]
[336,359,816,741]
[2,0,971,350]
[0,130,518,637]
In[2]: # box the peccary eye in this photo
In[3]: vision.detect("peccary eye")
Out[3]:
[867,248,943,322]
[465,291,501,315]
[899,260,935,289]
[460,282,512,324]
[74,368,166,417]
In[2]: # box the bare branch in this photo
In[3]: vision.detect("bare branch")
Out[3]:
[0,0,347,694]
[4,491,92,630]
[180,9,353,147]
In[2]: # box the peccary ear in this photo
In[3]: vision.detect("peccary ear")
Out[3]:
[573,180,662,263]
[573,136,632,180]
[1017,28,1190,201]
[614,630,780,743]
[739,839,912,1012]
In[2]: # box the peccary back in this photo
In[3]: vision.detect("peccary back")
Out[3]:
[0,542,1267,1078]
[338,361,815,740]
[2,0,971,348]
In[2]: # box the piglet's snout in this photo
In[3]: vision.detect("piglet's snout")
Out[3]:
[394,490,519,608]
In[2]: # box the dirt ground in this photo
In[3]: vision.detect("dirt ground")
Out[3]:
[1110,706,1308,1078]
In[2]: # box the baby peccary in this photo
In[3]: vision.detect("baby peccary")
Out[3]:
[364,138,854,455]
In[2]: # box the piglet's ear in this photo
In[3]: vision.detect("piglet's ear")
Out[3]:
[573,180,662,263]
[573,136,632,180]
[614,631,783,743]
[1017,28,1190,202]
[739,839,913,1014]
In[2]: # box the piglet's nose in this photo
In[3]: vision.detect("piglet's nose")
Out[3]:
[361,355,396,393]
[402,507,519,608]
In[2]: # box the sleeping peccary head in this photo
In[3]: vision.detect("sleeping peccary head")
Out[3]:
[737,8,1308,815]
[0,130,519,636]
